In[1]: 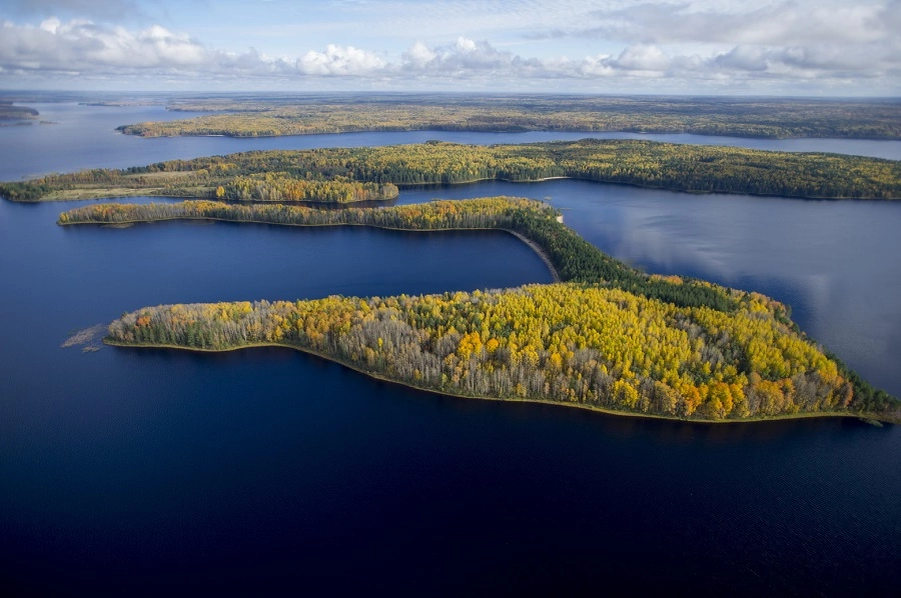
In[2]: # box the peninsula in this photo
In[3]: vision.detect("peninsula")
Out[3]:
[60,197,899,423]
[4,139,901,202]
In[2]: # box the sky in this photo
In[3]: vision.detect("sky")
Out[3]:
[1,0,899,95]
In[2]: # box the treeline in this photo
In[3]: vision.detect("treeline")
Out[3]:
[58,197,736,312]
[58,196,551,229]
[115,95,901,139]
[105,285,899,422]
[0,167,396,204]
[6,140,901,202]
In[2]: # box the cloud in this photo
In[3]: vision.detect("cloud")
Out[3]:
[298,45,386,76]
[0,18,210,72]
[401,37,548,78]
[610,44,671,73]
[708,44,898,80]
[578,45,672,78]
[551,1,897,47]
[0,15,898,93]
[0,19,385,79]
[403,42,437,69]
[523,0,901,85]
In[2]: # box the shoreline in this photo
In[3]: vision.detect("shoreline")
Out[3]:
[104,338,896,425]
[502,228,561,282]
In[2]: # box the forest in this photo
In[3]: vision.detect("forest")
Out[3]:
[116,94,901,140]
[5,139,900,202]
[61,196,898,421]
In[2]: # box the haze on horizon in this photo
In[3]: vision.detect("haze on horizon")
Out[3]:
[1,0,899,96]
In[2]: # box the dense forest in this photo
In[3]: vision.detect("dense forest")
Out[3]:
[116,94,901,139]
[5,140,900,202]
[61,196,898,420]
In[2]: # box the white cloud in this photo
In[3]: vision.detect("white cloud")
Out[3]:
[0,19,210,72]
[612,45,671,73]
[400,37,549,79]
[403,42,437,69]
[0,18,386,79]
[297,45,386,76]
[0,11,898,93]
[522,0,901,90]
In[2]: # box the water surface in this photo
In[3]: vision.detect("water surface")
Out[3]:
[1,105,900,595]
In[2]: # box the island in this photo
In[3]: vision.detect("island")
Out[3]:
[4,139,900,202]
[59,196,900,423]
[116,94,901,140]
[0,101,39,124]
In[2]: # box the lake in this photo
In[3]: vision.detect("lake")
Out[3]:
[1,102,899,595]
[3,102,901,181]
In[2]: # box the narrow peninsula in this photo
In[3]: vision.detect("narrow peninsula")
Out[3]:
[60,197,900,423]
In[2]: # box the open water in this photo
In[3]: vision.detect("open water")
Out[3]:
[1,102,899,595]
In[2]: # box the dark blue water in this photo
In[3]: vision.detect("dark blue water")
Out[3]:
[3,102,900,181]
[2,104,901,595]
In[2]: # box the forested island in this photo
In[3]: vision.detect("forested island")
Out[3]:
[60,197,899,423]
[4,139,900,202]
[116,94,901,140]
[0,101,39,124]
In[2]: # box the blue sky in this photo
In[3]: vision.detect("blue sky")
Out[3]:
[1,0,899,94]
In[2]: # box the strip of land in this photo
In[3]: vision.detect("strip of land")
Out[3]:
[5,139,900,202]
